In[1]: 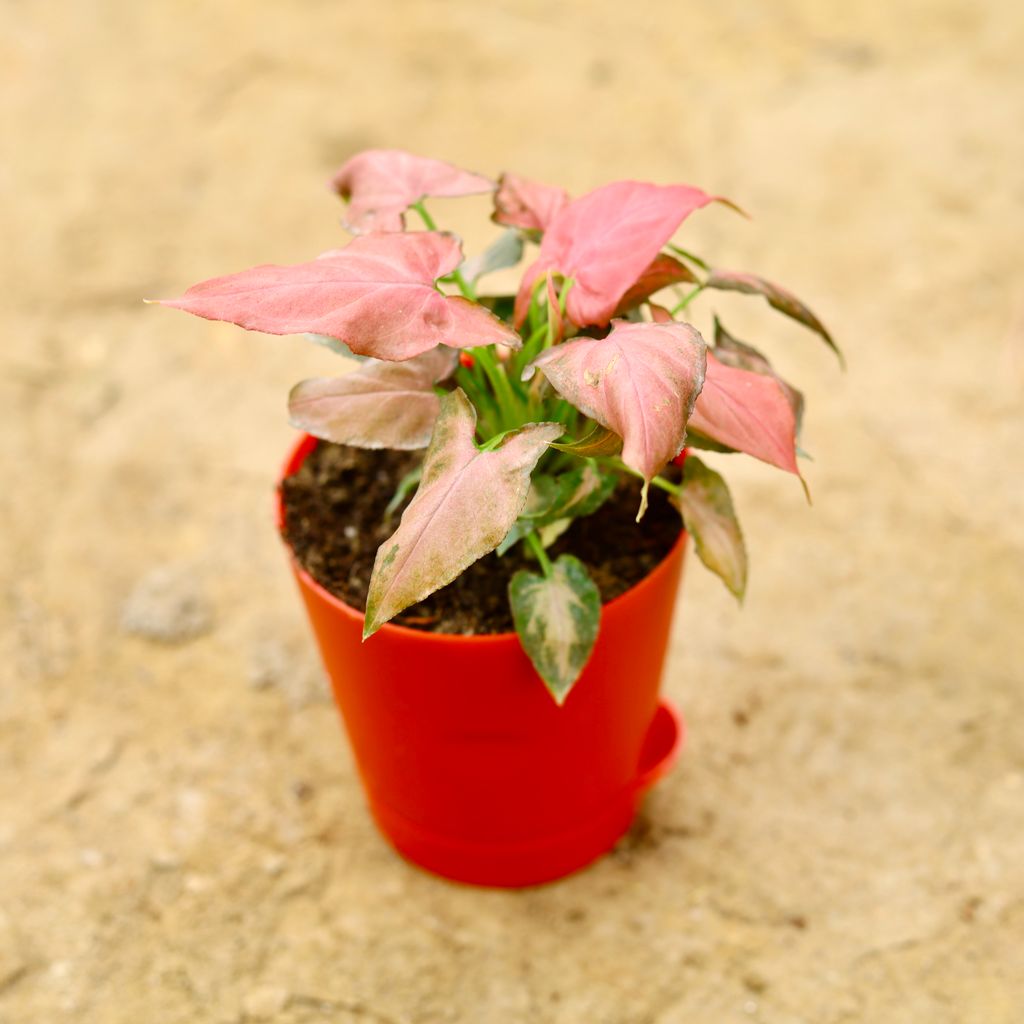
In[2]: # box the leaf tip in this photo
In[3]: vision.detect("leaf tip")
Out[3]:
[714,196,751,220]
[800,474,813,506]
[635,480,650,523]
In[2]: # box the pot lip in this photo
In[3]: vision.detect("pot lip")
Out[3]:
[276,432,687,645]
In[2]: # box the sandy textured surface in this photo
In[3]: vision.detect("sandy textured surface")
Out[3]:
[2,1,1023,1021]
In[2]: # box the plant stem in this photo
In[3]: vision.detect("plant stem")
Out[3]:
[474,346,521,426]
[412,200,477,300]
[670,284,704,317]
[525,531,554,577]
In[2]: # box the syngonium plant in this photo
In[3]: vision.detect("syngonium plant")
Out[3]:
[156,149,837,704]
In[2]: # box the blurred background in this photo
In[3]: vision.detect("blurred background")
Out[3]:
[2,1,1022,1021]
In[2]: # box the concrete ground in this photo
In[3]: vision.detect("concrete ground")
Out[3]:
[2,1,1022,1021]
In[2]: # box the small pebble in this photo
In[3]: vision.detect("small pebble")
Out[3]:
[150,850,182,871]
[120,565,212,644]
[78,848,105,869]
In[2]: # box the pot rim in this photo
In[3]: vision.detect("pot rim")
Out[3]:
[277,432,687,646]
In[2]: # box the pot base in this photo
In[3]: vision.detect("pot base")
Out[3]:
[366,701,685,888]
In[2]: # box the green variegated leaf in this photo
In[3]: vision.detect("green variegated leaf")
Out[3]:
[549,424,623,458]
[519,474,562,520]
[509,554,601,704]
[496,520,529,557]
[496,475,561,556]
[497,465,615,556]
[542,463,617,523]
[672,456,748,600]
[364,390,561,637]
[538,518,572,548]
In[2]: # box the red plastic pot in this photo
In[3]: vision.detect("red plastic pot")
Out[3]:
[277,434,687,887]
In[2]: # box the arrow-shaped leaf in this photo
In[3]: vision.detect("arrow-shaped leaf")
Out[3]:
[288,346,458,450]
[525,320,707,516]
[515,181,725,328]
[704,269,841,364]
[493,172,571,233]
[331,149,494,233]
[364,390,561,637]
[672,455,748,599]
[713,317,805,435]
[509,554,601,704]
[461,229,524,284]
[156,232,519,361]
[687,349,800,476]
[614,253,699,316]
[540,463,618,524]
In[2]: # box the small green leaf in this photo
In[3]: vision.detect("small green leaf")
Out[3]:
[680,429,737,455]
[496,520,529,557]
[384,464,423,518]
[477,294,516,322]
[518,474,562,519]
[538,518,572,548]
[509,554,601,705]
[496,475,561,556]
[461,229,525,283]
[672,456,748,600]
[304,332,369,360]
[541,463,617,523]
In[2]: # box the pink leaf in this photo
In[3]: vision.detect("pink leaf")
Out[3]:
[514,181,720,328]
[614,254,699,316]
[331,149,494,234]
[288,347,458,450]
[524,320,707,516]
[157,232,519,361]
[703,269,841,364]
[363,390,562,636]
[713,317,805,434]
[688,350,799,475]
[493,173,571,233]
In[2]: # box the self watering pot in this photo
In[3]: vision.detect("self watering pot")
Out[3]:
[278,434,687,887]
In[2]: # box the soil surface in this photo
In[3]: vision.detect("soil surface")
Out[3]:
[281,442,682,634]
[3,2,1024,1022]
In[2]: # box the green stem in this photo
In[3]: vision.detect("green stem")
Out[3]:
[670,284,705,317]
[525,531,554,577]
[474,346,521,426]
[412,200,476,300]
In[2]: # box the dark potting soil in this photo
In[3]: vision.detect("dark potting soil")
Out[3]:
[280,441,683,635]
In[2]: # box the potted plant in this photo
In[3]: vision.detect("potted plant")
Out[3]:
[155,150,836,887]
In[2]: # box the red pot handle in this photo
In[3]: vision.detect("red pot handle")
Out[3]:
[634,699,685,795]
